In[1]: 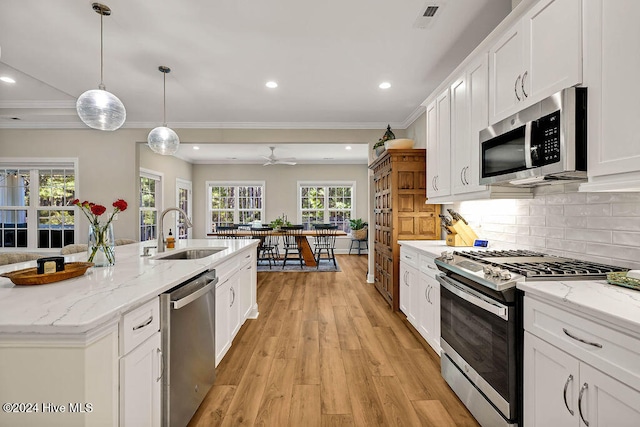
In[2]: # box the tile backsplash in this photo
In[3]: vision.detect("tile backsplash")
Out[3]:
[452,183,640,270]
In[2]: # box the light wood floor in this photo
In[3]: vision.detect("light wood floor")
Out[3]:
[188,254,479,427]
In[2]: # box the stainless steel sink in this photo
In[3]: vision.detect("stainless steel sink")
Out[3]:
[155,248,225,260]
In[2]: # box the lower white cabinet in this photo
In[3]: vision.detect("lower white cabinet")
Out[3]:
[120,332,162,427]
[399,245,441,355]
[215,247,257,366]
[524,295,640,427]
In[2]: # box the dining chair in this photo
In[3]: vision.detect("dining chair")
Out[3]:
[313,224,338,268]
[216,225,238,239]
[251,227,277,268]
[281,225,304,269]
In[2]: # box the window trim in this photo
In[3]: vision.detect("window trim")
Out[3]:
[0,157,79,252]
[139,168,163,242]
[206,180,266,232]
[297,180,356,231]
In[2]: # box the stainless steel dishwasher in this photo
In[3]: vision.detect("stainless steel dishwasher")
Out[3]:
[160,269,218,427]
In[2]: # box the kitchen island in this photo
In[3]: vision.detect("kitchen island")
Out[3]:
[0,239,258,427]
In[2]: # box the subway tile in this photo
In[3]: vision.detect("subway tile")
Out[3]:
[612,231,640,246]
[563,204,611,216]
[530,226,564,238]
[515,235,546,249]
[517,216,546,226]
[587,217,640,231]
[482,215,516,225]
[546,216,588,228]
[586,192,640,204]
[564,228,612,243]
[546,238,587,253]
[530,205,564,216]
[545,192,587,205]
[586,243,640,263]
[611,203,640,216]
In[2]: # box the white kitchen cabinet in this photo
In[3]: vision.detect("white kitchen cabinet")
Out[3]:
[239,252,256,320]
[120,332,162,427]
[417,256,440,355]
[425,88,451,198]
[451,54,490,196]
[524,295,640,427]
[579,0,640,191]
[399,247,419,326]
[489,0,582,123]
[215,274,235,366]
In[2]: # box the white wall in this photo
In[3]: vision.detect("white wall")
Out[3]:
[453,183,640,269]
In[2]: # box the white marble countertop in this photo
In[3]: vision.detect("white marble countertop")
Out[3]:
[397,240,449,258]
[518,279,640,337]
[0,239,258,336]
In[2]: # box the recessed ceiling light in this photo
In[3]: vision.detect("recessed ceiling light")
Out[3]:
[0,76,16,84]
[379,82,391,89]
[266,81,278,89]
[193,146,200,150]
[345,146,352,150]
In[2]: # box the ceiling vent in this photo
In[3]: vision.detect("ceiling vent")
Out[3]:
[413,2,443,29]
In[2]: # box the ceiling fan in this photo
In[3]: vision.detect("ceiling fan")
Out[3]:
[262,146,297,166]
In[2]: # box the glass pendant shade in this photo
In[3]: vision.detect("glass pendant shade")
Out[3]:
[148,126,180,155]
[76,88,126,131]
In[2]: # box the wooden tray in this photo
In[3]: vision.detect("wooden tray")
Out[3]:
[0,262,94,286]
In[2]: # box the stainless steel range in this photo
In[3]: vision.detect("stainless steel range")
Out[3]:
[435,249,626,427]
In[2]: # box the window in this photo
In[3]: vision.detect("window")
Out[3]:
[299,181,355,232]
[140,169,163,241]
[207,181,264,231]
[0,160,76,249]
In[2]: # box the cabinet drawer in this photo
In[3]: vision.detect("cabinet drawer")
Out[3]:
[121,297,160,356]
[400,246,418,269]
[524,295,640,391]
[418,253,439,279]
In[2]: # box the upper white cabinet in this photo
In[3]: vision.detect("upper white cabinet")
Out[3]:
[489,0,582,123]
[579,0,640,191]
[426,88,451,199]
[451,54,490,195]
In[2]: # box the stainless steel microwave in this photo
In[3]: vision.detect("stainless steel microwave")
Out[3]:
[479,87,587,187]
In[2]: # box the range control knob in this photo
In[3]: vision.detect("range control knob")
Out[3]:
[483,265,493,275]
[491,267,502,277]
[500,271,512,280]
[441,251,454,260]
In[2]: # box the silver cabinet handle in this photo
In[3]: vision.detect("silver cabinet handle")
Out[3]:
[171,280,216,310]
[230,287,236,307]
[563,374,574,416]
[156,348,164,382]
[578,383,589,426]
[133,316,153,331]
[464,166,470,185]
[425,286,429,302]
[435,175,439,191]
[460,167,465,185]
[521,71,528,98]
[515,75,522,101]
[563,328,603,348]
[427,285,432,304]
[431,176,436,191]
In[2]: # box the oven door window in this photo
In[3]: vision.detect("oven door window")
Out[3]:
[441,284,513,401]
[482,125,527,178]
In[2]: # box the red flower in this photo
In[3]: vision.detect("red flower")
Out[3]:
[113,199,128,212]
[71,198,80,206]
[90,204,107,216]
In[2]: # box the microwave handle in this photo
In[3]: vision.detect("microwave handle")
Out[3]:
[524,121,533,169]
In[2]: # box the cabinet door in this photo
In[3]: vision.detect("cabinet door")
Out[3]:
[215,281,230,366]
[466,54,489,192]
[581,363,640,427]
[524,332,579,427]
[120,332,162,427]
[426,99,439,198]
[399,261,411,319]
[418,273,439,353]
[450,75,469,195]
[523,0,582,103]
[435,89,451,197]
[229,278,241,338]
[583,0,640,182]
[239,262,253,321]
[489,22,523,122]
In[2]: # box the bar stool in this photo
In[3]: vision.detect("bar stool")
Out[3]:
[349,227,368,255]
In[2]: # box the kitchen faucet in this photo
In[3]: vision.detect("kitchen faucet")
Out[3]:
[157,207,193,252]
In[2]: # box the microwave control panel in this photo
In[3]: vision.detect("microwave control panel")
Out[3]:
[532,110,561,166]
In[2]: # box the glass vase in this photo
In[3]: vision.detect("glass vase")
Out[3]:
[88,223,115,267]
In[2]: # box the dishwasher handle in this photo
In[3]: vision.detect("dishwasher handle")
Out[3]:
[171,277,218,310]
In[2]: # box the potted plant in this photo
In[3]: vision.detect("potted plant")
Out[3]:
[349,218,368,240]
[269,215,292,230]
[373,124,396,157]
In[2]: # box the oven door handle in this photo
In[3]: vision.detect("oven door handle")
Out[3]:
[437,274,509,320]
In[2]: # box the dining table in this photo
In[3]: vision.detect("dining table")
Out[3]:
[207,229,347,267]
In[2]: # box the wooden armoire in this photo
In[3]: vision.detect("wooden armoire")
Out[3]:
[369,149,440,311]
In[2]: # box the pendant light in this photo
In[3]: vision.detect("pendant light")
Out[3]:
[76,3,126,131]
[147,66,180,155]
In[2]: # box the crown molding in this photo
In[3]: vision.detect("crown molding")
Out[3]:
[0,100,76,109]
